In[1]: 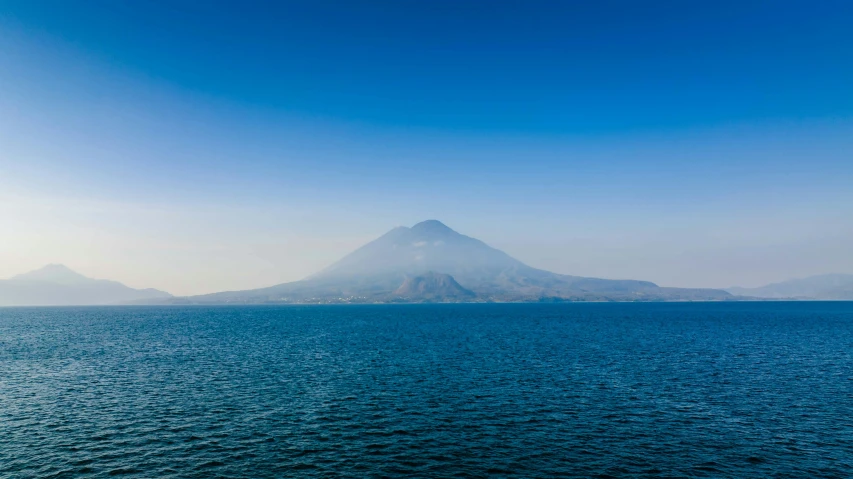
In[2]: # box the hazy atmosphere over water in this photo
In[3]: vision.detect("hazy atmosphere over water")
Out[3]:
[2,1,852,295]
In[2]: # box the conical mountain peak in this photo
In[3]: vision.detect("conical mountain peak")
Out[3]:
[411,220,454,233]
[40,264,77,273]
[12,264,90,284]
[409,220,462,241]
[306,220,524,282]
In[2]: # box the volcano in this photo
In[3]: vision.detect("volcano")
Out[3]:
[180,220,733,303]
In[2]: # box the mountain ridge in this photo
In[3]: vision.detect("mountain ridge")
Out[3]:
[17,222,839,305]
[726,274,853,300]
[0,264,172,306]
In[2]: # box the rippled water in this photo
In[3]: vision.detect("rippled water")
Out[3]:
[1,303,852,478]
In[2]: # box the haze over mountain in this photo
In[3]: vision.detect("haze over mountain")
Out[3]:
[727,274,853,300]
[0,264,172,306]
[177,220,734,304]
[7,226,849,306]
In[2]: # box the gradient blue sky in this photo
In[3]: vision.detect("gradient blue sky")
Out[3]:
[1,1,852,295]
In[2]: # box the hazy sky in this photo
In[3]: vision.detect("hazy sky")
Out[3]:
[2,1,852,295]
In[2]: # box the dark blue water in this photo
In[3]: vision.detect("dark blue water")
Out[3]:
[1,303,852,478]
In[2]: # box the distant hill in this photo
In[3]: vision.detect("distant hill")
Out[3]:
[0,264,172,306]
[727,274,853,300]
[394,272,476,302]
[177,220,736,304]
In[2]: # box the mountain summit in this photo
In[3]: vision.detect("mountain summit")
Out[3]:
[11,264,91,285]
[410,219,457,235]
[184,221,733,304]
[308,219,524,285]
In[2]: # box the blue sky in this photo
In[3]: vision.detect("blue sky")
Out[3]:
[1,1,852,294]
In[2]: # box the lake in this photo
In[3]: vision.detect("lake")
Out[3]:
[1,303,851,478]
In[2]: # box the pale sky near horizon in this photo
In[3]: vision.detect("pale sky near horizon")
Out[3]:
[2,1,852,296]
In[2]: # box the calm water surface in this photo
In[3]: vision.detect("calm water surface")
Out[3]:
[1,303,852,478]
